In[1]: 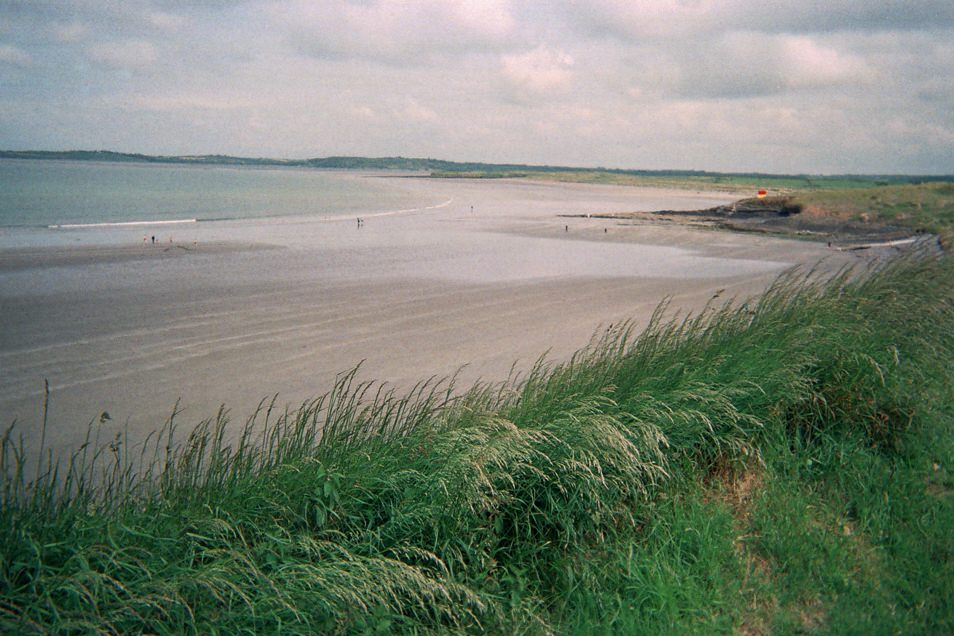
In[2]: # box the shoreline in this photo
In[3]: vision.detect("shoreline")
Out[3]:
[0,178,873,460]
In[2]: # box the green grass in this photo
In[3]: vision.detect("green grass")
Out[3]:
[524,171,876,192]
[430,169,947,194]
[432,169,845,193]
[2,253,953,634]
[792,182,954,238]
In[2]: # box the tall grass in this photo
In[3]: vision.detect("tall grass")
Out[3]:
[2,252,953,634]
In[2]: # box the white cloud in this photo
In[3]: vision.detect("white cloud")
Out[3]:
[403,97,438,123]
[779,35,875,88]
[444,0,516,40]
[352,104,377,120]
[86,39,160,70]
[53,22,89,43]
[500,45,574,97]
[146,11,187,32]
[0,44,32,66]
[286,0,517,62]
[115,94,254,112]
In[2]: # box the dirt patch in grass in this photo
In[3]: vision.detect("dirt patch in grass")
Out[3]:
[721,467,764,525]
[926,463,952,499]
[738,551,779,636]
[706,463,779,636]
[798,598,828,632]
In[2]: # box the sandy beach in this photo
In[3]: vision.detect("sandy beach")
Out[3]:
[1,177,866,459]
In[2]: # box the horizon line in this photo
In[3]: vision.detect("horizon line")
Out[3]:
[2,148,952,180]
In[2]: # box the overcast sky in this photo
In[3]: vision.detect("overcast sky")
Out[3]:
[1,1,952,174]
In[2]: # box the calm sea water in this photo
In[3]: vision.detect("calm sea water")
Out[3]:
[0,159,437,230]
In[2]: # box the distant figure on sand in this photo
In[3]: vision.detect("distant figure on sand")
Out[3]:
[151,235,155,245]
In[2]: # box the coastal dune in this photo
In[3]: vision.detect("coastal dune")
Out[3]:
[0,177,857,458]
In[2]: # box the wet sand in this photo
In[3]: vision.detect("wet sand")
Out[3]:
[0,241,279,271]
[1,178,863,458]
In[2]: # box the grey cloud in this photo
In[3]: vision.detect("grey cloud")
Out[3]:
[564,0,954,41]
[2,1,160,29]
[0,0,188,55]
[661,32,877,100]
[749,1,954,34]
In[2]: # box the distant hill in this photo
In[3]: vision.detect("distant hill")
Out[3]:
[0,150,295,167]
[1,149,951,186]
[0,150,586,173]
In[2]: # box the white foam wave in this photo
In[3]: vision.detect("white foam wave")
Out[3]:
[48,218,198,229]
[358,197,454,219]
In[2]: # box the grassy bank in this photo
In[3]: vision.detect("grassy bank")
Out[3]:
[791,182,954,240]
[2,254,953,634]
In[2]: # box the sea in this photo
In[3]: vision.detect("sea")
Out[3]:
[0,158,442,247]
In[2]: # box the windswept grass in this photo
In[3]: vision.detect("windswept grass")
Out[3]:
[2,253,953,634]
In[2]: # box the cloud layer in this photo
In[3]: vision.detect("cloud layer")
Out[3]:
[1,0,952,173]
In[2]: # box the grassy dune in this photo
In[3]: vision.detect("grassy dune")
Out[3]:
[2,254,953,634]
